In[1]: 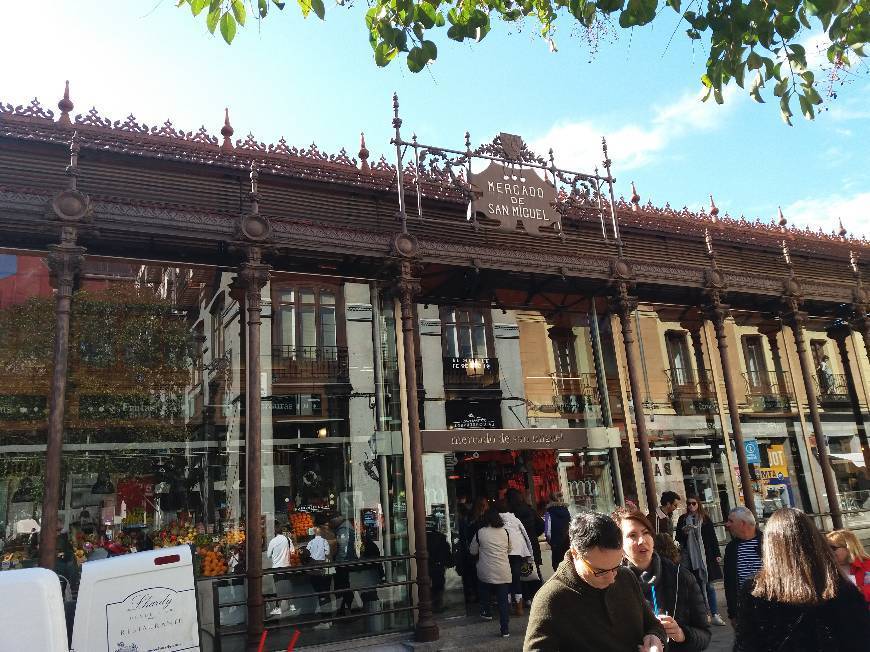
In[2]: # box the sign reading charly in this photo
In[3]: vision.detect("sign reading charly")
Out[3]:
[470,161,560,234]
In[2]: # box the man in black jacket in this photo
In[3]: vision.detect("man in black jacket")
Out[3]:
[723,506,763,625]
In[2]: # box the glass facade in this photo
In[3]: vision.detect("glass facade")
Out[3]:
[0,252,412,648]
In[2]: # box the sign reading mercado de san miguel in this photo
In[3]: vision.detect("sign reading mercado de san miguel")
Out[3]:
[469,134,561,234]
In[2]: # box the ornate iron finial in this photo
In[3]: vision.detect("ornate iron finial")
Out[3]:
[248,161,260,215]
[850,249,859,275]
[66,131,80,191]
[57,80,74,127]
[630,181,640,211]
[705,228,715,259]
[709,194,719,221]
[358,132,370,172]
[221,108,234,151]
[392,92,402,130]
[548,148,555,168]
[465,130,471,152]
[778,206,787,231]
[838,218,847,240]
[601,137,612,172]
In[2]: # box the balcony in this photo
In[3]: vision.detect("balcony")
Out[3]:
[271,345,350,384]
[666,369,718,415]
[743,370,794,412]
[551,373,599,415]
[443,357,500,389]
[814,373,851,407]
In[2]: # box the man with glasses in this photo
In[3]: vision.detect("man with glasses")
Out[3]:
[524,511,665,652]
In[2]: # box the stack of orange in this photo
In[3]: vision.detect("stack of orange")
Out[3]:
[201,549,228,576]
[289,512,314,538]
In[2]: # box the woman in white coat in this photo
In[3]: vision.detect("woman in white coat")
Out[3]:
[498,500,535,615]
[469,507,513,638]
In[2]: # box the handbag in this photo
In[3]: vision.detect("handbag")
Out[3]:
[517,524,541,582]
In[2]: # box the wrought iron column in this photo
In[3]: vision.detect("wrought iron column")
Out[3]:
[238,250,269,648]
[40,135,89,569]
[828,322,870,472]
[393,235,438,642]
[590,297,624,506]
[705,291,756,516]
[783,302,843,529]
[610,265,657,513]
[230,164,273,650]
[759,323,788,401]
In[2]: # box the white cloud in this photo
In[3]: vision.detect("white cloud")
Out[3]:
[782,192,870,237]
[531,86,737,173]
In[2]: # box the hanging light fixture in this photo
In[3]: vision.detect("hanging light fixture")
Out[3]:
[91,469,115,494]
[12,477,35,502]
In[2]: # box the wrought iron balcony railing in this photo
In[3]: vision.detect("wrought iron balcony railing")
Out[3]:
[814,373,851,405]
[271,345,350,383]
[551,373,599,414]
[665,369,718,415]
[743,370,794,412]
[443,356,500,389]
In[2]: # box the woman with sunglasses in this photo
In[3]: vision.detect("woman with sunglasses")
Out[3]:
[614,508,711,651]
[675,496,725,625]
[826,529,870,603]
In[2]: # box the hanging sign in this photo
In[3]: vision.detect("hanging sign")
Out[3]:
[743,439,762,465]
[470,162,559,234]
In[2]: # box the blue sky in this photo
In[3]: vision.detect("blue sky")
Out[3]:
[2,2,867,235]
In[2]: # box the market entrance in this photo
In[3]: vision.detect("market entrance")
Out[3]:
[421,426,620,618]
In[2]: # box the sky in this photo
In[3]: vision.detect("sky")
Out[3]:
[1,1,867,236]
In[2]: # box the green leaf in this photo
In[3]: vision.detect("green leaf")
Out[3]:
[310,0,325,19]
[774,14,800,40]
[597,0,624,14]
[258,0,268,18]
[666,0,680,11]
[190,0,209,16]
[734,62,746,88]
[422,39,438,61]
[417,1,438,28]
[747,51,762,70]
[231,0,247,26]
[297,0,311,18]
[780,91,793,126]
[773,78,789,97]
[374,41,398,66]
[219,11,237,44]
[206,7,220,33]
[447,24,466,41]
[798,93,814,119]
[434,12,446,26]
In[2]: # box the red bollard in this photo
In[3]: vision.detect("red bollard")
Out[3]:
[256,630,268,652]
[287,629,301,652]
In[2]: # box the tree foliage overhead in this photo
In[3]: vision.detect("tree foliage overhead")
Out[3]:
[178,0,867,123]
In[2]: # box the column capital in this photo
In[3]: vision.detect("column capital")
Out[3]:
[47,242,86,297]
[609,279,637,323]
[703,288,730,327]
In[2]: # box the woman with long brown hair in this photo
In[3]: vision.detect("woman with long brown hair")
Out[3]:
[734,507,869,651]
[676,496,724,625]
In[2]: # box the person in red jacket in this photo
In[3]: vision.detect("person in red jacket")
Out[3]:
[827,529,870,603]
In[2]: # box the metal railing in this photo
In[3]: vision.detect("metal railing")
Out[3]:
[742,370,794,412]
[551,373,599,414]
[204,554,414,652]
[271,345,350,383]
[813,373,851,405]
[665,369,717,414]
[443,356,499,388]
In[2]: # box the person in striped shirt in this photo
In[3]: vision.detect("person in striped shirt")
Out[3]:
[723,507,763,626]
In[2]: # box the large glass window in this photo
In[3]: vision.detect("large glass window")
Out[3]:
[443,307,488,358]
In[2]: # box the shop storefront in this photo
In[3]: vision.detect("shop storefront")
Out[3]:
[0,252,413,649]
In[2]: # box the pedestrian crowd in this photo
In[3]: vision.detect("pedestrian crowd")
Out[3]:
[451,488,870,650]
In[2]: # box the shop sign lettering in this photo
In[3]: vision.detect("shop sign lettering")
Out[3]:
[0,394,47,420]
[106,586,198,652]
[470,162,559,234]
[421,427,608,452]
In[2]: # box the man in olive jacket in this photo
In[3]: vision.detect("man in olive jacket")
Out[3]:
[524,511,666,652]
